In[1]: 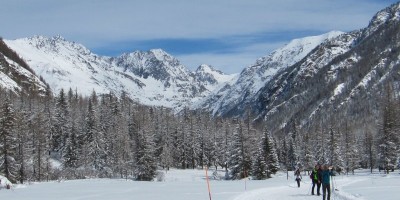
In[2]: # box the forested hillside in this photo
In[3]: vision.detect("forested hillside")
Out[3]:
[0,88,281,183]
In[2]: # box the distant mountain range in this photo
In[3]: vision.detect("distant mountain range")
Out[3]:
[1,2,400,133]
[2,36,235,109]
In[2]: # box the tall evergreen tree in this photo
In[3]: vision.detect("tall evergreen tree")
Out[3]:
[0,98,19,183]
[328,126,344,170]
[83,97,106,175]
[263,129,280,177]
[50,89,70,154]
[377,84,399,173]
[228,122,252,180]
[32,111,51,181]
[134,130,157,181]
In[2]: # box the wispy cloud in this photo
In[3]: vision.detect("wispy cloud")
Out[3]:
[1,0,398,73]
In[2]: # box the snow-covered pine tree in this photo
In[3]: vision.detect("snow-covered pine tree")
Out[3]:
[314,123,326,165]
[328,126,344,172]
[32,111,51,181]
[134,130,157,181]
[0,97,19,183]
[263,129,280,177]
[108,94,126,177]
[301,130,314,171]
[228,121,252,180]
[128,108,140,172]
[377,83,399,173]
[62,120,79,177]
[228,123,246,180]
[251,146,268,180]
[83,97,106,176]
[212,118,229,170]
[50,89,71,154]
[342,122,360,174]
[201,115,215,169]
[363,130,375,173]
[14,103,32,184]
[215,119,231,173]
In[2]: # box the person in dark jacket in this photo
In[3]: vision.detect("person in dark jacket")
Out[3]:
[294,168,302,187]
[321,165,335,200]
[310,164,322,195]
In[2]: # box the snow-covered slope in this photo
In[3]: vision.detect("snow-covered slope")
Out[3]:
[194,31,344,116]
[253,1,400,132]
[4,36,234,109]
[0,39,48,94]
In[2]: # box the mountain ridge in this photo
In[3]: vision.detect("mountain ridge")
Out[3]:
[3,36,234,109]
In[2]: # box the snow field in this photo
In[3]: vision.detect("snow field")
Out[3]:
[0,169,399,200]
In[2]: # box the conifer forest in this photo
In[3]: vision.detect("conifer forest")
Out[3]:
[0,81,399,184]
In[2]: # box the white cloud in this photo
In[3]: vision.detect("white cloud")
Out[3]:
[1,0,398,73]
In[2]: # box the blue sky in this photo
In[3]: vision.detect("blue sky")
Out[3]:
[1,0,399,74]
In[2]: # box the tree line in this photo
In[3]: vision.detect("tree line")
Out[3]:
[0,81,399,183]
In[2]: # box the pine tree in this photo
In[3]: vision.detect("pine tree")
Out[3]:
[251,147,268,180]
[263,129,280,177]
[32,111,51,181]
[328,126,344,171]
[50,89,71,154]
[314,123,327,165]
[134,130,157,181]
[377,84,399,173]
[83,97,106,175]
[14,107,31,184]
[0,98,19,183]
[228,124,246,180]
[228,122,252,180]
[62,120,79,176]
[363,130,375,173]
[342,123,360,174]
[301,130,314,171]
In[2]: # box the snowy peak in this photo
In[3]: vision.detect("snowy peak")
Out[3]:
[368,2,400,30]
[115,49,190,82]
[4,36,236,110]
[256,31,344,68]
[195,31,343,116]
[194,64,235,84]
[23,35,92,56]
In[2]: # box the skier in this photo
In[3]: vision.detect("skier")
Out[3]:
[294,168,302,187]
[310,164,322,195]
[321,165,335,200]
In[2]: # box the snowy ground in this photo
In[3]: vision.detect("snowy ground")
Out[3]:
[0,169,399,200]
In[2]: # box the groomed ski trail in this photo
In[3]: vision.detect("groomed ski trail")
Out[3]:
[231,177,365,200]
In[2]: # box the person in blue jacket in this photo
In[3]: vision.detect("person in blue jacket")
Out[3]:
[321,165,335,200]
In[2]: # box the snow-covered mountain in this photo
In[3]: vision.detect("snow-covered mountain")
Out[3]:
[3,36,234,109]
[0,39,48,95]
[193,31,344,116]
[2,2,399,126]
[193,2,400,135]
[251,2,400,132]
